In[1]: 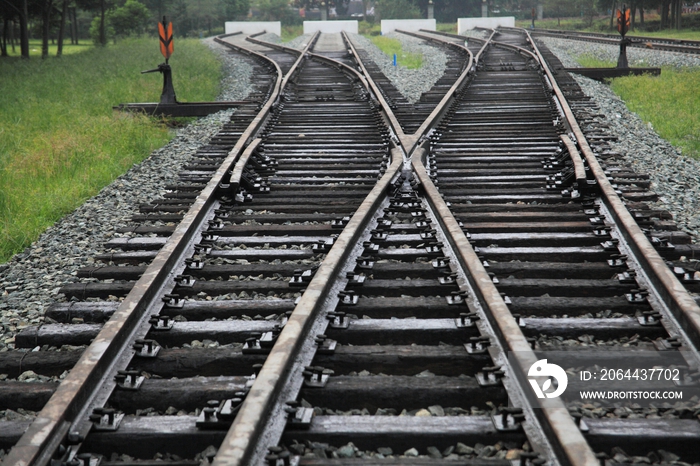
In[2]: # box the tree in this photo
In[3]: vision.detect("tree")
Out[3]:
[255,0,288,20]
[109,0,150,37]
[1,0,30,57]
[376,0,421,19]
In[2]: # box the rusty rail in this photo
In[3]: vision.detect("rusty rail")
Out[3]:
[524,27,700,360]
[2,33,310,466]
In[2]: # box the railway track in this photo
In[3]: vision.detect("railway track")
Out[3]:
[525,28,700,55]
[2,27,700,466]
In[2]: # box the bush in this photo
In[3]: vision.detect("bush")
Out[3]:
[376,0,421,19]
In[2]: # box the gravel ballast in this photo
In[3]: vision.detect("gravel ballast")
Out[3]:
[349,32,448,103]
[2,32,699,353]
[0,40,253,351]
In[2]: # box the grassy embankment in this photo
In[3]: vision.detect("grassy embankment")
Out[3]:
[611,69,700,158]
[0,38,221,263]
[574,55,700,159]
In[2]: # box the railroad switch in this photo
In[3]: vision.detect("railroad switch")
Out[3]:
[141,63,178,105]
[492,407,525,432]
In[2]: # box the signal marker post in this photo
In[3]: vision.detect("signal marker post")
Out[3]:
[616,5,631,68]
[142,17,178,105]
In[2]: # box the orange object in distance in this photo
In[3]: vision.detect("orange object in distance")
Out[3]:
[158,19,174,61]
[616,7,630,36]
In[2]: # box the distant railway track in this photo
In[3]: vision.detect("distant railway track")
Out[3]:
[524,27,700,55]
[2,26,700,466]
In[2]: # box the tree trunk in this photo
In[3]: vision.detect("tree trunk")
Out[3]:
[639,6,644,26]
[99,0,106,45]
[41,0,54,58]
[57,0,68,56]
[9,19,16,53]
[675,0,681,28]
[670,0,675,28]
[630,2,636,30]
[609,0,616,31]
[20,0,29,58]
[1,19,6,57]
[660,0,666,28]
[72,7,78,44]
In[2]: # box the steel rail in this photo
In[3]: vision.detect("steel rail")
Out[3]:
[392,29,477,143]
[342,32,415,152]
[406,30,600,466]
[528,28,700,54]
[209,32,409,466]
[2,34,310,466]
[522,27,700,357]
[412,147,599,466]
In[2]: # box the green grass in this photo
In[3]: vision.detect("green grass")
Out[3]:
[608,68,700,159]
[368,35,423,68]
[0,37,221,262]
[4,39,94,58]
[626,30,700,40]
[576,55,616,68]
[436,23,457,34]
[569,54,700,160]
[281,25,303,42]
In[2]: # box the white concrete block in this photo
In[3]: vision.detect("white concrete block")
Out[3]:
[457,17,515,34]
[303,20,359,33]
[381,19,436,35]
[224,21,281,36]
